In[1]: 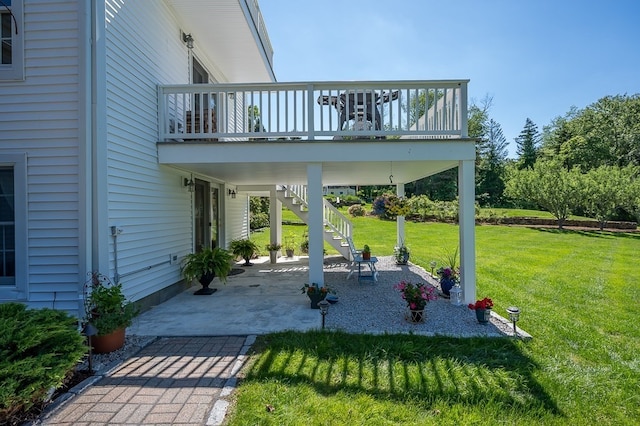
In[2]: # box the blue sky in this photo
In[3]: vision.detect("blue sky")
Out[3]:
[259,0,640,157]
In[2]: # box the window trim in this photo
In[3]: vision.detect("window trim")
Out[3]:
[0,153,27,300]
[0,0,24,81]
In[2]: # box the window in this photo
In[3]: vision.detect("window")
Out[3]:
[0,0,24,81]
[0,154,26,300]
[0,167,15,285]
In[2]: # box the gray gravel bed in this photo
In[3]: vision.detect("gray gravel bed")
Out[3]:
[79,335,157,375]
[322,256,518,337]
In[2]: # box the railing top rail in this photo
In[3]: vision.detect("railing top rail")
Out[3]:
[160,79,469,92]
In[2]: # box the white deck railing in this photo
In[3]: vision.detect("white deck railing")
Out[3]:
[158,80,468,141]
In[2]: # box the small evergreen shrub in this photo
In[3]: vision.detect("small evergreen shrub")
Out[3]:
[0,303,85,423]
[250,212,270,230]
[348,204,366,217]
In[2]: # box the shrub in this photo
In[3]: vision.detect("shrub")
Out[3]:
[372,193,410,220]
[406,194,435,221]
[348,204,366,217]
[0,303,85,422]
[250,212,269,230]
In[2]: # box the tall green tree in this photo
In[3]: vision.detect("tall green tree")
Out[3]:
[476,119,508,206]
[541,94,640,170]
[514,118,540,169]
[580,165,638,230]
[505,160,582,229]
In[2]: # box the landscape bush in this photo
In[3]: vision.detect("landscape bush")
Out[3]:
[0,303,86,424]
[249,212,269,230]
[347,204,366,217]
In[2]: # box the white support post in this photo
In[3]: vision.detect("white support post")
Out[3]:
[459,160,476,303]
[269,187,282,256]
[307,163,324,285]
[396,183,405,246]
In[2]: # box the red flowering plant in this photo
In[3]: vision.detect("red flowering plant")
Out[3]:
[394,280,437,310]
[468,297,494,310]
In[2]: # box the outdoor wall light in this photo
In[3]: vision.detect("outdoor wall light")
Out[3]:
[449,284,463,306]
[318,299,330,329]
[182,32,194,49]
[227,189,236,198]
[506,306,521,337]
[184,178,195,192]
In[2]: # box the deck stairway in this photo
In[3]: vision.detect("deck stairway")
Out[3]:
[276,185,354,260]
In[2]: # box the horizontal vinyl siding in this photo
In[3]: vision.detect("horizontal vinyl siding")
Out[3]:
[225,196,250,245]
[0,1,81,310]
[105,1,193,301]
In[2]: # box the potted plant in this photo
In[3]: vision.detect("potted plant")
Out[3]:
[284,233,296,257]
[437,246,459,297]
[394,280,437,323]
[300,283,334,309]
[230,238,259,266]
[299,230,309,254]
[468,297,494,324]
[394,242,410,265]
[182,247,233,295]
[362,244,371,260]
[437,266,459,297]
[84,272,139,353]
[265,242,281,264]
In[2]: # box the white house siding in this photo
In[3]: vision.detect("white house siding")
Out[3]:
[0,1,82,311]
[225,194,250,244]
[103,1,197,302]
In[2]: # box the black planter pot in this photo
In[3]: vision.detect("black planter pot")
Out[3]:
[194,272,217,295]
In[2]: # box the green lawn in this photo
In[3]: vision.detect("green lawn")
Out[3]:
[240,214,640,424]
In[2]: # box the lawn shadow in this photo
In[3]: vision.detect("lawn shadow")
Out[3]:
[245,330,562,419]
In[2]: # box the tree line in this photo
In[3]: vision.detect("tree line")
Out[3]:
[404,93,640,227]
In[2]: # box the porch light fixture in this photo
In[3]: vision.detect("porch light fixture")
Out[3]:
[318,299,330,329]
[449,284,463,306]
[184,177,195,192]
[182,32,194,49]
[227,189,236,198]
[506,306,521,337]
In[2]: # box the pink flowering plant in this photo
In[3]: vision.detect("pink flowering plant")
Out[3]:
[394,280,437,310]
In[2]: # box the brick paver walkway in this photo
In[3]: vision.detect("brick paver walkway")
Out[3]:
[41,335,253,425]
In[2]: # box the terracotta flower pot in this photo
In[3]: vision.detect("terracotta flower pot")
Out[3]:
[91,327,126,354]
